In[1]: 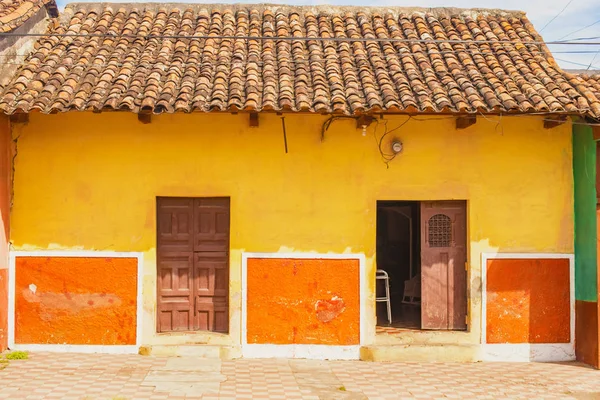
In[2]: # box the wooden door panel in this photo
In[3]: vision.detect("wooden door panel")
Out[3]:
[194,252,229,332]
[159,306,192,332]
[157,198,194,253]
[421,252,449,329]
[420,201,467,330]
[194,252,229,296]
[157,253,194,331]
[195,296,229,332]
[194,198,230,252]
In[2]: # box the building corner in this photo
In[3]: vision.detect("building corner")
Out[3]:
[573,122,600,368]
[0,115,11,352]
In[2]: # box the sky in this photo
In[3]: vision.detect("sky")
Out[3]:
[54,0,600,71]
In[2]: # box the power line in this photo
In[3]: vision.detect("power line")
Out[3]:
[555,57,600,69]
[587,50,600,71]
[0,31,599,46]
[558,19,600,40]
[558,35,600,41]
[539,0,576,33]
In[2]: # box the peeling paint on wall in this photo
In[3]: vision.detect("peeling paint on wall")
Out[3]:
[315,296,346,323]
[15,257,137,345]
[21,289,122,312]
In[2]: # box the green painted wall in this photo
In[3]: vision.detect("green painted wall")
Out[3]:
[573,124,598,302]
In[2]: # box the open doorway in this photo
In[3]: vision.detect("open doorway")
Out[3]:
[376,201,421,329]
[376,200,467,332]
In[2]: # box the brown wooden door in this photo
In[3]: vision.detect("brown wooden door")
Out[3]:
[420,201,467,330]
[193,199,229,332]
[157,197,230,333]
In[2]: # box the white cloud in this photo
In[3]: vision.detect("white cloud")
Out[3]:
[56,0,600,70]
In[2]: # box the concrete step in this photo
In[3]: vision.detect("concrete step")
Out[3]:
[360,343,480,362]
[140,344,241,359]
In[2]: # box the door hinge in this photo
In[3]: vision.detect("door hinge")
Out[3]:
[465,315,468,326]
[465,262,468,271]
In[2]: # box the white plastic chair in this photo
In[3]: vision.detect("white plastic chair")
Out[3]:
[376,269,392,324]
[402,275,421,305]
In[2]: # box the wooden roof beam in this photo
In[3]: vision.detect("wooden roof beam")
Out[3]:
[249,112,259,127]
[543,114,568,129]
[9,114,28,124]
[456,115,476,130]
[137,113,151,124]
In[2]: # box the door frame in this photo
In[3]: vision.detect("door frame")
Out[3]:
[155,196,231,333]
[241,252,368,360]
[374,199,469,331]
[481,252,575,362]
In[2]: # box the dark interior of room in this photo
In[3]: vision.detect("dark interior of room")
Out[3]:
[376,201,421,330]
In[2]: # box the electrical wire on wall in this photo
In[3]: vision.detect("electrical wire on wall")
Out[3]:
[320,115,357,142]
[320,111,600,168]
[477,112,504,135]
[372,116,412,168]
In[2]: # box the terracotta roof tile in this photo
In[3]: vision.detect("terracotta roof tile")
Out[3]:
[560,72,600,118]
[574,73,599,103]
[0,0,57,32]
[0,3,599,117]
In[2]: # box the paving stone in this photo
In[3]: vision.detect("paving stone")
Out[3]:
[0,352,599,399]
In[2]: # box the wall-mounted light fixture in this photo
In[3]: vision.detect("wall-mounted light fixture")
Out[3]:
[356,115,374,137]
[391,140,403,154]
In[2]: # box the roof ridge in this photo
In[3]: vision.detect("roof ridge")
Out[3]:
[62,2,527,17]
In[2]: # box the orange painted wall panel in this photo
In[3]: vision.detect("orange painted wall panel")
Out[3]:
[246,258,360,345]
[486,258,570,344]
[15,257,138,345]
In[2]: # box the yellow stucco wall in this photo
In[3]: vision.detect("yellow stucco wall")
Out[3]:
[9,112,573,350]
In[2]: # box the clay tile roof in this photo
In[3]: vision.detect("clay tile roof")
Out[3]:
[0,0,57,33]
[577,74,600,101]
[0,2,599,117]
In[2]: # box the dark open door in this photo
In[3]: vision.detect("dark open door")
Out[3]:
[157,197,230,333]
[420,201,467,330]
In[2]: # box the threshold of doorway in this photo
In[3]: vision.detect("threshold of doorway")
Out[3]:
[361,343,479,362]
[374,327,472,347]
[376,325,421,335]
[152,330,234,347]
[140,343,242,359]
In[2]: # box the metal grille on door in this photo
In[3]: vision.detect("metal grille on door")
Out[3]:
[428,214,452,247]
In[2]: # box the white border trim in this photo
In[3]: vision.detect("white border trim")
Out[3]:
[480,252,575,362]
[243,344,359,360]
[7,344,139,354]
[8,251,144,354]
[241,252,367,360]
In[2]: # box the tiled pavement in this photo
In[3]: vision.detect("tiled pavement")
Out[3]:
[0,352,599,399]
